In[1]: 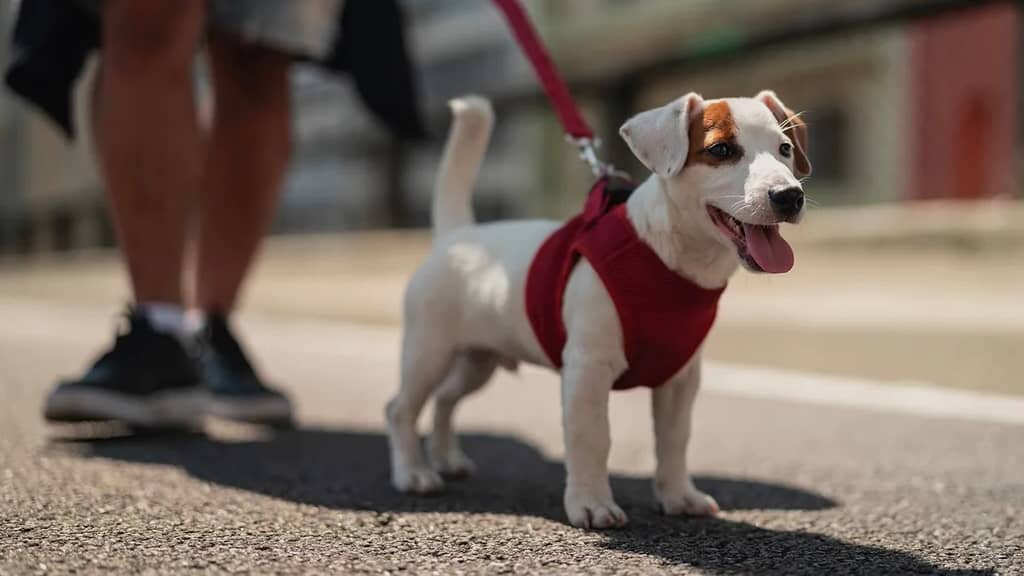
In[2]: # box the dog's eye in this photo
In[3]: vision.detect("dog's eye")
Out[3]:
[706,143,733,158]
[779,142,793,158]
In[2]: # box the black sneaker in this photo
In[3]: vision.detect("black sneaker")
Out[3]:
[43,311,206,428]
[198,314,293,425]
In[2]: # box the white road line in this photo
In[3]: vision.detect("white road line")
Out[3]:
[3,295,1022,426]
[702,363,1024,426]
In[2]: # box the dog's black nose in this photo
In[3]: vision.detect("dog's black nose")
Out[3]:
[768,187,804,218]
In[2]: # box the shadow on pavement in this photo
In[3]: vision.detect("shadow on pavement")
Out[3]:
[51,428,991,576]
[597,512,993,576]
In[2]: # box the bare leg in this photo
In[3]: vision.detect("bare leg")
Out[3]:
[93,0,205,305]
[194,31,292,314]
[651,357,720,516]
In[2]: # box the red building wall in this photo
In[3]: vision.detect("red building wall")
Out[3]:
[910,3,1019,200]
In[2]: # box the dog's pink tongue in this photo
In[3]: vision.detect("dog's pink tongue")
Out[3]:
[742,223,794,273]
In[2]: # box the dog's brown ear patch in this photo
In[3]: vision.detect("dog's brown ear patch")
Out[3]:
[756,90,812,178]
[686,101,741,167]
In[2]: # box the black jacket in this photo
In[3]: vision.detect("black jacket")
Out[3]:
[4,0,425,140]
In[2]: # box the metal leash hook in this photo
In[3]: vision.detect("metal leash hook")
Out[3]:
[568,136,631,182]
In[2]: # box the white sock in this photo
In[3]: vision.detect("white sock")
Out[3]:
[137,303,189,338]
[185,309,207,336]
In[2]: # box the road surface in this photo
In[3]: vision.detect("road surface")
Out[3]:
[1,296,1022,575]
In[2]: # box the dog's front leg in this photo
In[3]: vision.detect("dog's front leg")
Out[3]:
[651,356,720,516]
[561,358,628,529]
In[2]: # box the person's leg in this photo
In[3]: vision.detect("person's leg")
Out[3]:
[94,0,206,306]
[191,31,294,425]
[44,0,207,427]
[195,31,291,314]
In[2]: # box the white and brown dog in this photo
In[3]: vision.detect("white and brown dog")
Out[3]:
[386,91,811,529]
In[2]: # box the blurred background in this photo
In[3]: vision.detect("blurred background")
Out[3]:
[0,0,1021,394]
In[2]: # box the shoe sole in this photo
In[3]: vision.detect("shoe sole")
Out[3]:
[204,395,293,425]
[43,387,208,429]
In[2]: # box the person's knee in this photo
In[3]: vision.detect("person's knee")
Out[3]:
[101,0,204,78]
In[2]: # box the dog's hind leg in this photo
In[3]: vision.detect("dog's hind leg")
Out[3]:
[386,325,456,494]
[429,349,498,477]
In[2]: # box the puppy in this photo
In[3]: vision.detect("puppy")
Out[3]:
[386,91,811,529]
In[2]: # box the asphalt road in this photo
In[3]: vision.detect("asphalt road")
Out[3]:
[2,298,1022,575]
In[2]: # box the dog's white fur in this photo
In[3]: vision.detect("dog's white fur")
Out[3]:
[386,92,808,529]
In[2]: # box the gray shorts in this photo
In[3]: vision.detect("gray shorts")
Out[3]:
[209,0,342,59]
[81,0,344,59]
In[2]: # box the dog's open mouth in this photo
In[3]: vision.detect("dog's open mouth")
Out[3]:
[706,206,794,273]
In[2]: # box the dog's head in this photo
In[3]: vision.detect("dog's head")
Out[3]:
[620,91,811,273]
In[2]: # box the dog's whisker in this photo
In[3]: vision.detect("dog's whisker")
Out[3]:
[779,119,810,134]
[778,110,807,131]
[721,196,748,210]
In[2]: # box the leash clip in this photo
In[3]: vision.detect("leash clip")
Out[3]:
[568,136,631,181]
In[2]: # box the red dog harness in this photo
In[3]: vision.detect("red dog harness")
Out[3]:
[526,180,726,391]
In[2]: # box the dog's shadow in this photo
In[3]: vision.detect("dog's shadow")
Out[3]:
[51,428,991,575]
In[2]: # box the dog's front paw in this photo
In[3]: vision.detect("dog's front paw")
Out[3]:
[564,486,629,529]
[392,465,445,494]
[656,480,720,517]
[429,447,477,478]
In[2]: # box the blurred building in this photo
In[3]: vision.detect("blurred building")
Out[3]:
[0,0,1020,256]
[534,0,1021,207]
[214,0,1024,231]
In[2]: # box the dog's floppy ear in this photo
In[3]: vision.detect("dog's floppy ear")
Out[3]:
[619,92,704,179]
[756,90,811,178]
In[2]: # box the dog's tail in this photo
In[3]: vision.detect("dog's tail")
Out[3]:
[432,96,494,238]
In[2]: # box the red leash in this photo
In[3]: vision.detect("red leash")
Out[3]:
[492,0,625,180]
[491,0,592,139]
